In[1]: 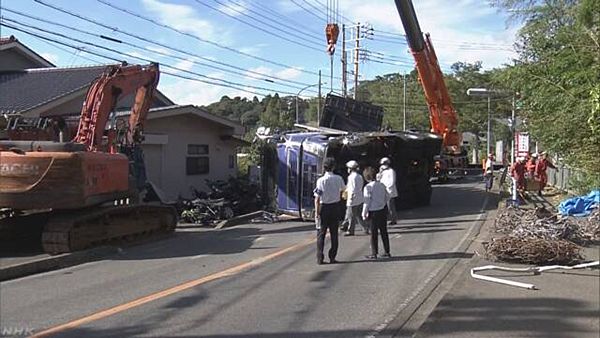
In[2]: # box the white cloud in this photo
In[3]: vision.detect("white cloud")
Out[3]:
[245,66,273,80]
[40,52,59,65]
[218,1,248,17]
[126,51,146,61]
[239,43,269,56]
[146,46,172,56]
[244,66,303,81]
[337,0,518,69]
[141,0,217,40]
[160,73,256,105]
[173,59,195,72]
[275,67,302,80]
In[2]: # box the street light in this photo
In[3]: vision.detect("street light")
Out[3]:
[295,83,321,124]
[466,88,495,159]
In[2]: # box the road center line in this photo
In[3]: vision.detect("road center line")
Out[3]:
[30,237,316,338]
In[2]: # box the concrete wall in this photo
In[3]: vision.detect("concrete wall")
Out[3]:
[142,113,239,200]
[0,49,42,71]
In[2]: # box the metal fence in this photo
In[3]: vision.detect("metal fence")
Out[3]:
[547,164,583,193]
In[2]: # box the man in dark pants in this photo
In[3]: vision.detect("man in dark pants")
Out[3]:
[362,167,391,260]
[314,157,345,265]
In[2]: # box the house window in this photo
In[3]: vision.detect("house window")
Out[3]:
[186,144,209,175]
[228,155,235,169]
[188,144,209,155]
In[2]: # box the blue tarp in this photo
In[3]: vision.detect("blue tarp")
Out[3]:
[558,190,600,216]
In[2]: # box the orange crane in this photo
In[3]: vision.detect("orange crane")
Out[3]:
[0,63,177,253]
[393,0,467,170]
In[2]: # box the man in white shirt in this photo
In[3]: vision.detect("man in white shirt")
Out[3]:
[314,157,345,264]
[377,157,398,225]
[484,153,494,192]
[341,160,368,236]
[362,167,391,260]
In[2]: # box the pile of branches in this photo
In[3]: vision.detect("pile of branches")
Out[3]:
[485,206,599,264]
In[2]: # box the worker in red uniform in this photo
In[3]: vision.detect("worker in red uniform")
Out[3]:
[535,151,556,196]
[526,153,537,178]
[510,157,527,191]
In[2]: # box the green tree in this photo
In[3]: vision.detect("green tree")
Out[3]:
[494,0,600,191]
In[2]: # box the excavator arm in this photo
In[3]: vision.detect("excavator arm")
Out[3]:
[394,0,462,155]
[74,62,159,151]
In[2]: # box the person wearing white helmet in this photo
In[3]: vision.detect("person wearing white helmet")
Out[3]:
[377,157,398,225]
[341,160,368,236]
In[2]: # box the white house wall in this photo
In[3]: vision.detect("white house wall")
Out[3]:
[143,113,238,200]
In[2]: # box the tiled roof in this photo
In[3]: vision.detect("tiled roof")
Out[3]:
[0,65,111,114]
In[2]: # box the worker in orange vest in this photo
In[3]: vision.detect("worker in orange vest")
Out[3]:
[526,153,537,178]
[535,152,556,196]
[510,157,527,191]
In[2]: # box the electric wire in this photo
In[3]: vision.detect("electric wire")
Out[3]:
[1,8,317,93]
[34,0,326,79]
[194,0,324,52]
[220,0,324,42]
[0,20,295,96]
[25,2,317,87]
[3,22,270,97]
[291,0,326,22]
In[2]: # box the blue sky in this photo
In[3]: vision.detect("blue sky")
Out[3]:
[0,0,519,105]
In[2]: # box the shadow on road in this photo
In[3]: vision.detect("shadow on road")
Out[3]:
[341,252,474,264]
[412,297,599,338]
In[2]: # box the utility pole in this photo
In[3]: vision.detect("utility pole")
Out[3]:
[341,24,347,97]
[487,94,491,156]
[511,95,515,164]
[353,23,360,99]
[318,70,322,124]
[403,72,407,131]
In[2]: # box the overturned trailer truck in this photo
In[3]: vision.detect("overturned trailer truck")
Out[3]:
[263,132,442,219]
[259,95,443,219]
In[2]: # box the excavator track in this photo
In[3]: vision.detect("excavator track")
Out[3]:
[41,204,177,254]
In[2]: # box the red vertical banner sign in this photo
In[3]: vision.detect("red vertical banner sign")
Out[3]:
[515,132,529,158]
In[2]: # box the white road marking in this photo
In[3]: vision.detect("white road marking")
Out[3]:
[365,193,489,338]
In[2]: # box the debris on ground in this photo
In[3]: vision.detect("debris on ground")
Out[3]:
[484,236,583,264]
[484,206,599,264]
[177,176,262,226]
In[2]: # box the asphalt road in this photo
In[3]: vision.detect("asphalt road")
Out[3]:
[0,178,495,338]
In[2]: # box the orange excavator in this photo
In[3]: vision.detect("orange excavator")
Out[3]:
[393,0,468,175]
[0,63,177,253]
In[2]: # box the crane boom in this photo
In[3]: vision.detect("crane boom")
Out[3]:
[394,0,462,156]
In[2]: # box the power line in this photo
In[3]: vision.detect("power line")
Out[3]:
[291,0,326,22]
[32,35,105,65]
[301,0,328,19]
[33,0,326,79]
[23,2,316,88]
[219,0,324,43]
[1,7,318,93]
[193,0,324,52]
[245,0,323,38]
[6,22,270,97]
[0,20,297,96]
[312,0,355,25]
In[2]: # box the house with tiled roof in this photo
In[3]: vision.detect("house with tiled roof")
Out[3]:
[0,36,246,199]
[0,35,54,70]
